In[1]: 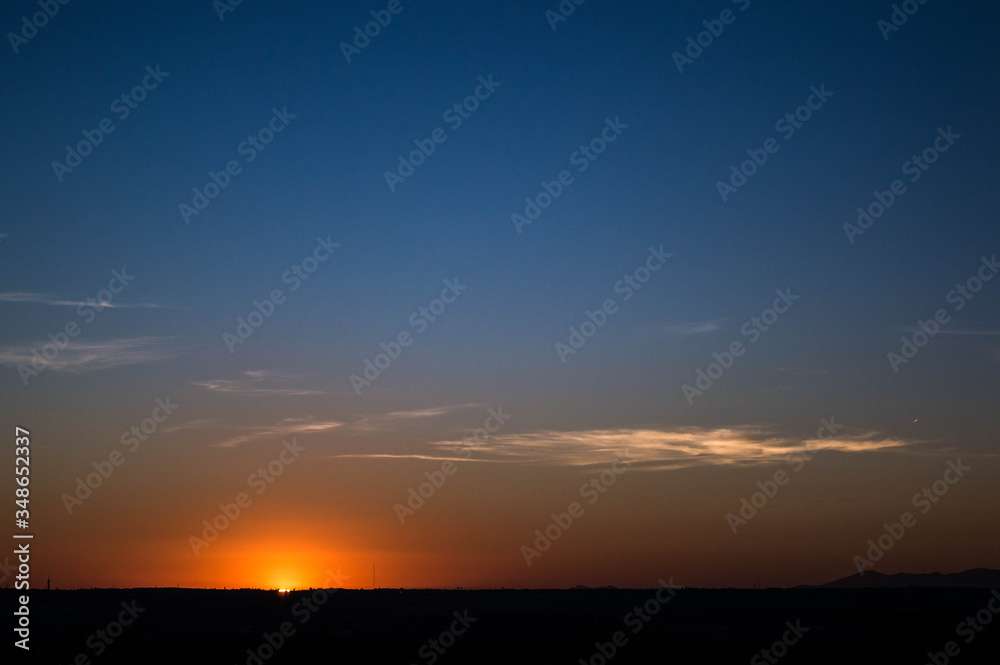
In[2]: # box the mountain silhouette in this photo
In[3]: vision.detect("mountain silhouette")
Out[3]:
[804,568,1000,589]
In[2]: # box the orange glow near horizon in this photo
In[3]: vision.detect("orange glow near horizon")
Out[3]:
[34,442,1000,590]
[207,537,349,590]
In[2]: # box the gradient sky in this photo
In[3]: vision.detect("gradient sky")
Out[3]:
[1,1,998,590]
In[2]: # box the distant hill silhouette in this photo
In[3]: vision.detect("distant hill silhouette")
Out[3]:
[805,568,1000,589]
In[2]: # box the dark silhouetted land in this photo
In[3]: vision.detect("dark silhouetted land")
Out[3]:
[7,581,1000,664]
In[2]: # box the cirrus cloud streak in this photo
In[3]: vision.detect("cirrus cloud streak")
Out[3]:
[335,425,921,470]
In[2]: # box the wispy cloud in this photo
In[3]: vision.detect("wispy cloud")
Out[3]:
[0,337,181,372]
[333,425,919,470]
[213,418,342,448]
[169,404,478,448]
[167,417,343,448]
[348,403,480,431]
[243,370,282,380]
[192,370,324,396]
[0,292,166,309]
[382,404,480,420]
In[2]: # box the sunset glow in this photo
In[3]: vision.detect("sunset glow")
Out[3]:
[2,0,997,601]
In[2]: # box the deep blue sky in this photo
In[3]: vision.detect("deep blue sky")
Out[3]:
[1,1,998,588]
[5,0,997,430]
[2,2,998,426]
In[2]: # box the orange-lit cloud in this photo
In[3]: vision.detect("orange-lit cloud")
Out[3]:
[334,426,920,470]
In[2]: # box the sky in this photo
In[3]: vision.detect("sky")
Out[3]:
[1,0,998,590]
